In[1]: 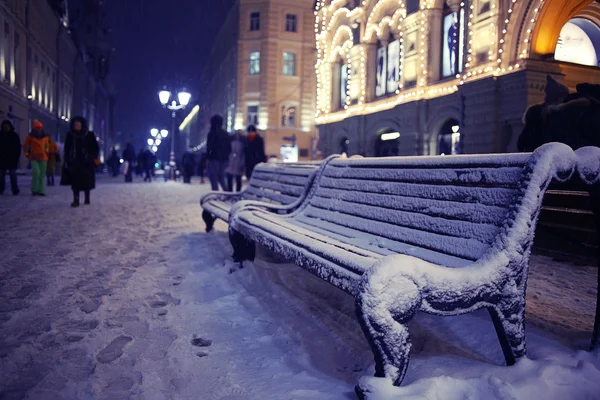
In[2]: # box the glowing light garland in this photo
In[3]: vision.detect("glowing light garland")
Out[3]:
[314,0,551,124]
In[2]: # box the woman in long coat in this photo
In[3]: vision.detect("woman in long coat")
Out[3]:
[64,116,99,207]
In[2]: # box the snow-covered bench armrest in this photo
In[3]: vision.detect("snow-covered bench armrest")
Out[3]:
[200,191,242,207]
[575,146,600,185]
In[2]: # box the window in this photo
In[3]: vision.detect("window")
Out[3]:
[281,106,296,126]
[247,105,259,125]
[4,22,10,81]
[283,52,296,76]
[406,0,420,15]
[14,32,20,85]
[339,63,348,109]
[249,51,260,75]
[299,149,309,158]
[285,14,297,32]
[375,38,401,97]
[250,12,260,31]
[441,2,465,78]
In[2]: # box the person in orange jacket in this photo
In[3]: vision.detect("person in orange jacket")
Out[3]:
[23,120,50,196]
[46,136,59,186]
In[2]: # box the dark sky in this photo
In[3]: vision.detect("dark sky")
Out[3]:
[106,0,234,147]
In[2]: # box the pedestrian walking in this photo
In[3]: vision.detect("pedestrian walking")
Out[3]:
[245,125,266,179]
[122,142,136,182]
[108,147,120,177]
[0,119,21,195]
[46,136,59,186]
[142,148,154,182]
[64,116,99,207]
[206,114,231,191]
[226,130,246,192]
[23,120,50,196]
[182,151,196,184]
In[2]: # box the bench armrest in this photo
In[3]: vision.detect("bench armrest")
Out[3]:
[575,146,600,185]
[229,196,304,217]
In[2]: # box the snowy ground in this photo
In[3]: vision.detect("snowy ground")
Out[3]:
[0,176,599,400]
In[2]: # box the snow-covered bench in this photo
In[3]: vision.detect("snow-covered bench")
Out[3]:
[228,143,580,395]
[200,161,320,232]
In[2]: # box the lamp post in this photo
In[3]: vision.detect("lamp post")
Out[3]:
[158,89,191,180]
[148,128,167,161]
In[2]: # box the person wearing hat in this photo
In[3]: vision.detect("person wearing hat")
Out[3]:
[23,120,49,196]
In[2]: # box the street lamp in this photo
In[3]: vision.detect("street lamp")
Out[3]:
[150,128,159,137]
[158,88,191,180]
[160,129,169,138]
[147,138,154,146]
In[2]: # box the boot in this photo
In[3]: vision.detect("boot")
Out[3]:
[84,191,90,205]
[71,191,80,207]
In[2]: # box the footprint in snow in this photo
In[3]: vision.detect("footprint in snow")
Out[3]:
[191,336,212,347]
[96,335,133,364]
[149,300,167,309]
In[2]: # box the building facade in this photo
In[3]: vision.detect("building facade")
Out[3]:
[201,0,317,161]
[0,0,114,167]
[314,0,600,157]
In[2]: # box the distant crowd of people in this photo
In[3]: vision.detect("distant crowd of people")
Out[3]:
[106,143,157,183]
[0,113,269,204]
[201,114,267,192]
[0,117,99,207]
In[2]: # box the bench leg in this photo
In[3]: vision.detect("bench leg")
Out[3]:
[229,228,255,263]
[354,271,421,394]
[202,210,215,233]
[487,291,527,366]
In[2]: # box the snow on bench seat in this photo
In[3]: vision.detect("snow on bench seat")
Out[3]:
[199,161,320,232]
[228,143,580,394]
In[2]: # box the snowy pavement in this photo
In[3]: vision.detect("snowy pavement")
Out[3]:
[0,177,599,400]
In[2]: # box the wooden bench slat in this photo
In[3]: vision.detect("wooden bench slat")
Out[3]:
[317,177,518,207]
[250,172,312,187]
[248,179,305,197]
[292,214,472,268]
[323,166,524,188]
[301,205,489,262]
[309,196,501,243]
[314,187,510,226]
[244,186,298,204]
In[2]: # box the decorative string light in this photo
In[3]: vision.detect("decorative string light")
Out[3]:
[314,0,532,124]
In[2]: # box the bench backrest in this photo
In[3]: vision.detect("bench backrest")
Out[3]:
[242,162,321,205]
[296,144,576,268]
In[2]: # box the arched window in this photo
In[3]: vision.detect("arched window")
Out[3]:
[376,129,400,157]
[339,62,348,109]
[555,18,600,67]
[339,136,349,155]
[438,119,462,155]
[375,35,401,98]
[441,2,466,78]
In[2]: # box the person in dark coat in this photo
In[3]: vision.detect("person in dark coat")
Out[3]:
[64,116,99,207]
[142,148,154,182]
[108,147,120,177]
[0,119,21,195]
[122,142,136,182]
[245,125,266,179]
[206,114,231,191]
[182,151,196,184]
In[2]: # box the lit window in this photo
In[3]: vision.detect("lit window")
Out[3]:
[250,12,260,31]
[285,14,297,33]
[441,3,465,78]
[247,105,259,125]
[249,51,260,75]
[283,52,296,76]
[339,63,348,109]
[281,106,296,126]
